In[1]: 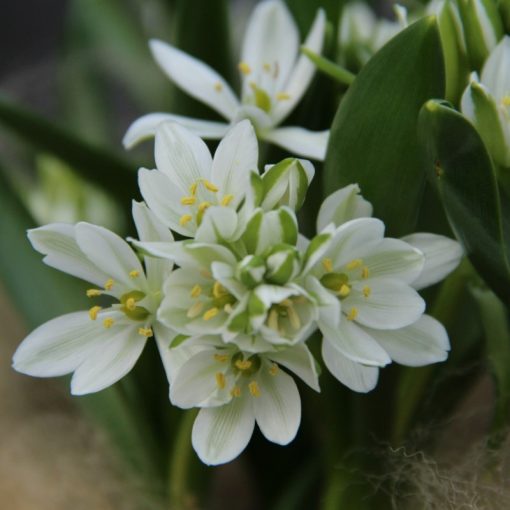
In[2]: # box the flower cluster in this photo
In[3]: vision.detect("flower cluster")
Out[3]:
[12,0,463,466]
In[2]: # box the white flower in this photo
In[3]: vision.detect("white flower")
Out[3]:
[12,202,175,395]
[123,1,328,160]
[168,336,320,465]
[461,36,510,167]
[139,120,258,238]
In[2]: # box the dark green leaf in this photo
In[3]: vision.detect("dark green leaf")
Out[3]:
[324,17,445,237]
[418,99,510,303]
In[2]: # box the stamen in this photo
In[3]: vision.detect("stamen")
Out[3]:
[213,281,226,298]
[502,95,510,106]
[276,92,291,101]
[249,381,261,397]
[138,327,153,337]
[224,303,234,314]
[268,308,279,331]
[220,194,234,206]
[203,180,219,192]
[103,317,115,329]
[179,214,193,226]
[238,61,251,75]
[231,385,241,397]
[186,301,203,318]
[346,259,363,270]
[129,270,140,279]
[198,201,211,213]
[286,305,301,330]
[346,307,358,321]
[86,289,102,298]
[214,82,223,92]
[190,284,202,298]
[203,307,219,321]
[89,306,102,320]
[180,196,197,206]
[125,297,136,311]
[362,286,371,298]
[339,284,351,297]
[215,372,226,389]
[269,363,279,376]
[189,182,198,195]
[361,266,370,279]
[235,359,253,370]
[322,258,333,273]
[214,353,229,362]
[104,278,114,290]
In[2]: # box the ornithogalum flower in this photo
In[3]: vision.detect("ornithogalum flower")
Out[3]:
[12,202,175,395]
[123,0,328,160]
[168,336,320,465]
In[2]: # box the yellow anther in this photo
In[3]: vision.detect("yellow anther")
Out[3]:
[138,327,153,337]
[203,307,219,321]
[187,301,204,318]
[231,385,242,397]
[338,284,351,297]
[89,306,102,320]
[276,92,291,101]
[190,284,202,298]
[213,281,226,298]
[125,297,136,311]
[214,81,223,92]
[238,61,251,75]
[180,196,197,206]
[346,307,358,321]
[502,95,510,106]
[249,381,261,397]
[346,259,363,270]
[263,62,271,72]
[189,182,198,195]
[322,258,333,273]
[361,266,370,279]
[287,305,301,330]
[198,202,211,213]
[268,308,279,332]
[129,270,140,279]
[215,372,226,389]
[224,303,234,314]
[235,359,253,371]
[214,353,229,362]
[203,180,219,192]
[104,278,114,290]
[269,363,279,376]
[220,194,234,206]
[362,286,371,298]
[103,317,115,329]
[179,214,193,226]
[86,289,102,298]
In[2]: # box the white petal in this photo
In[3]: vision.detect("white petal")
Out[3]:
[210,120,258,209]
[253,363,301,445]
[364,314,450,366]
[305,275,340,331]
[132,201,174,289]
[262,127,329,161]
[75,223,147,291]
[28,224,109,287]
[155,122,213,193]
[361,238,425,284]
[70,325,146,395]
[170,349,231,408]
[192,397,255,465]
[138,168,195,237]
[195,206,239,244]
[481,36,510,100]
[323,319,391,366]
[241,0,299,92]
[272,9,326,123]
[347,278,425,330]
[317,184,373,232]
[254,284,296,309]
[322,339,379,393]
[401,233,463,290]
[150,39,239,119]
[123,112,230,149]
[268,343,320,391]
[13,311,103,377]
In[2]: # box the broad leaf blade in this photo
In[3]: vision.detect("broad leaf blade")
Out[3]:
[324,17,445,237]
[418,99,510,304]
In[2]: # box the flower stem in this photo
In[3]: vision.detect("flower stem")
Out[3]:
[301,47,355,86]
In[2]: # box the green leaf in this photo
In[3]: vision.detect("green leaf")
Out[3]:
[324,17,445,237]
[0,96,137,209]
[418,99,510,304]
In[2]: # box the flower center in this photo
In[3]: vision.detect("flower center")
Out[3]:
[186,280,237,321]
[266,298,303,335]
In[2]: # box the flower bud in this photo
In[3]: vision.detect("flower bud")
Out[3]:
[265,245,300,285]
